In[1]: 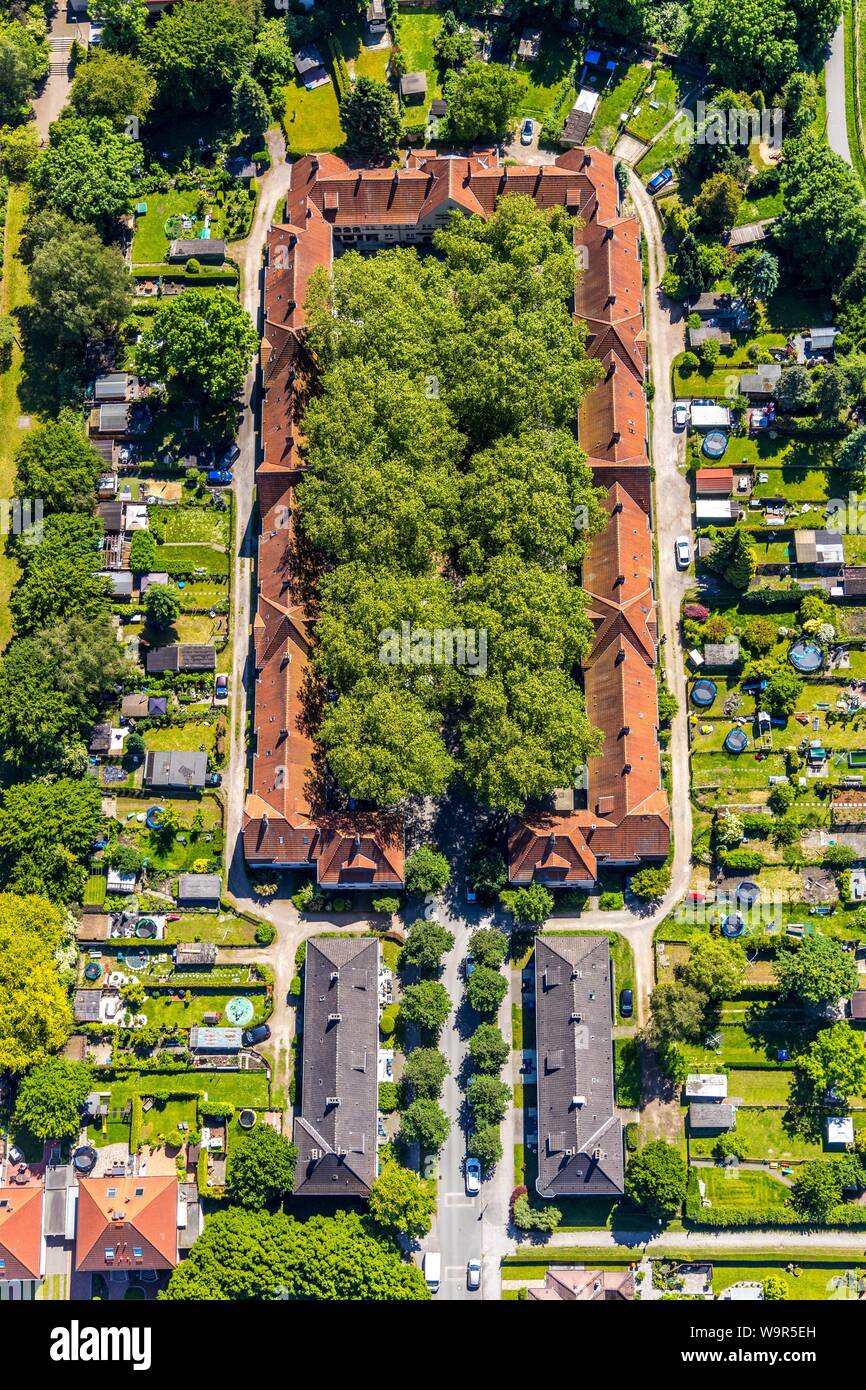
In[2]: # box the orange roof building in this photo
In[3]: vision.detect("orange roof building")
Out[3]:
[74,1177,178,1272]
[0,1185,43,1281]
[241,145,668,885]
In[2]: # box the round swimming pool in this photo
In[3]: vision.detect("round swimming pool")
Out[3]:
[225,996,254,1026]
[724,728,748,753]
[737,880,761,906]
[789,639,823,673]
[722,911,746,938]
[702,430,729,458]
[691,678,718,708]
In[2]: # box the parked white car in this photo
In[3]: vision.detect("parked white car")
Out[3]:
[673,402,689,430]
[467,1258,482,1291]
[675,535,691,569]
[465,1157,481,1196]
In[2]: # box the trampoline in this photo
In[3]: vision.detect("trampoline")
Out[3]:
[691,678,718,708]
[72,1146,97,1174]
[225,996,254,1026]
[84,961,103,982]
[135,917,158,939]
[702,430,729,458]
[238,1109,257,1130]
[724,728,748,753]
[145,805,164,830]
[736,880,761,906]
[789,639,823,673]
[722,911,746,938]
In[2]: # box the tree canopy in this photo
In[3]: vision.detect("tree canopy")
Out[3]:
[13,1058,93,1139]
[0,779,103,902]
[138,290,258,403]
[32,116,139,232]
[340,76,401,164]
[0,893,74,1070]
[142,0,255,111]
[227,1123,298,1210]
[161,1208,430,1300]
[775,935,859,1008]
[624,1139,687,1217]
[368,1162,436,1238]
[443,60,525,142]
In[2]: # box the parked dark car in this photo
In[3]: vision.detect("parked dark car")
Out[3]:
[619,988,634,1018]
[243,1024,271,1047]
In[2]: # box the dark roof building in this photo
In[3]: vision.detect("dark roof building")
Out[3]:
[534,935,623,1199]
[145,644,216,674]
[294,936,379,1198]
[176,873,221,906]
[851,990,866,1021]
[143,750,207,789]
[166,239,226,264]
[88,722,113,755]
[689,1102,735,1133]
[400,70,427,100]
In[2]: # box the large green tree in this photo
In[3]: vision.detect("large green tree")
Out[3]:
[689,0,799,90]
[798,1022,866,1101]
[32,116,139,232]
[142,0,255,110]
[14,419,104,513]
[0,779,103,902]
[368,1162,436,1238]
[227,1123,298,1209]
[161,1208,429,1300]
[340,76,401,164]
[443,60,525,141]
[775,936,859,1008]
[624,1140,687,1217]
[70,50,156,124]
[777,135,866,292]
[138,290,258,403]
[0,893,74,1071]
[13,1058,93,1139]
[93,0,149,54]
[399,919,455,973]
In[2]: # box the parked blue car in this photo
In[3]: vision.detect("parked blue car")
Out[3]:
[207,470,232,485]
[647,167,673,195]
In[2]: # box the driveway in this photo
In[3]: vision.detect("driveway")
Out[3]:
[826,15,852,164]
[32,8,85,141]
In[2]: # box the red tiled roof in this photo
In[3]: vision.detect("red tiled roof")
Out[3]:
[695,467,734,494]
[75,1177,177,1272]
[0,1185,42,1281]
[508,815,597,885]
[247,145,667,881]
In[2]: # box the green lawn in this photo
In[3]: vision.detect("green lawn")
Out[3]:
[151,505,230,547]
[115,795,222,830]
[397,8,443,105]
[142,721,217,753]
[626,66,683,144]
[106,1070,270,1107]
[516,29,580,122]
[698,1165,791,1210]
[713,1260,865,1299]
[283,76,345,156]
[141,988,267,1028]
[156,543,230,575]
[614,1037,641,1107]
[165,913,258,946]
[689,1107,827,1162]
[592,62,649,152]
[132,191,222,266]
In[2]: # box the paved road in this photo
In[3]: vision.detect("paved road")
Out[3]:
[32,9,84,141]
[430,902,479,1302]
[826,15,853,164]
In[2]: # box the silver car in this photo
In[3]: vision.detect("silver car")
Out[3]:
[467,1258,482,1291]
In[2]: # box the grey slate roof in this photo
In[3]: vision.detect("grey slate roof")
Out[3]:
[689,1102,735,1132]
[294,936,379,1198]
[143,749,207,789]
[534,935,624,1199]
[176,873,221,904]
[146,643,216,674]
